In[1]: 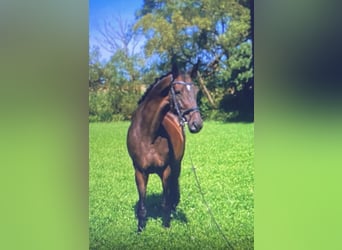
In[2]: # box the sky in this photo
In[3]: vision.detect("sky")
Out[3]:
[89,0,143,61]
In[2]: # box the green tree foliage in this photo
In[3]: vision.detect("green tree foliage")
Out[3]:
[135,0,254,121]
[89,46,142,122]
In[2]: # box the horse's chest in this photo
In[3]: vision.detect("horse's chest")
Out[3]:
[147,137,169,167]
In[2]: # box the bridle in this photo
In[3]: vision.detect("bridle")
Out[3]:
[170,79,200,127]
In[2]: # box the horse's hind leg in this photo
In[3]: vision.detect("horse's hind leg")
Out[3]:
[135,169,148,232]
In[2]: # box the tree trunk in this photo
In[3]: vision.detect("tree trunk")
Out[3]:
[196,71,216,108]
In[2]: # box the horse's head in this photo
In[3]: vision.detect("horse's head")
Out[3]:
[170,64,203,133]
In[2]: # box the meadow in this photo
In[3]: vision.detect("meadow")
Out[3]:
[89,121,254,249]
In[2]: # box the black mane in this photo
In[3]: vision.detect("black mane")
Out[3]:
[137,72,172,105]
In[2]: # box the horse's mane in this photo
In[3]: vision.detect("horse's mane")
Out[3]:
[137,72,172,105]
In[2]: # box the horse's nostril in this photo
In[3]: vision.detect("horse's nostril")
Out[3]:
[189,121,202,133]
[192,122,197,129]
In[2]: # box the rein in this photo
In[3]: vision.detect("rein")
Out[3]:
[170,80,200,127]
[169,78,234,248]
[187,140,235,250]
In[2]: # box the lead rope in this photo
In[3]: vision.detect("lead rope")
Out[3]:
[186,139,235,250]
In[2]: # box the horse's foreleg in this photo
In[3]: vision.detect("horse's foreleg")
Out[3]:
[135,169,148,232]
[170,178,180,212]
[170,165,181,211]
[161,166,172,228]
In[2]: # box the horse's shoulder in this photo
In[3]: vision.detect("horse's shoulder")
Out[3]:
[162,112,185,160]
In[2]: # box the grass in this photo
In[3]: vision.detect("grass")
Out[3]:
[89,121,254,249]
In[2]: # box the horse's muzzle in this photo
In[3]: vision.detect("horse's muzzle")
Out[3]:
[189,121,202,133]
[188,112,203,133]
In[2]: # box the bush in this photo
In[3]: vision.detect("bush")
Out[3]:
[89,91,114,122]
[111,114,125,121]
[201,109,239,122]
[89,88,140,122]
[117,93,139,120]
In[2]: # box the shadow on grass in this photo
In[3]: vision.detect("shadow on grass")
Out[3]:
[133,193,188,227]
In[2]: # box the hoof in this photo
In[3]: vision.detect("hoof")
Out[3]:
[137,220,146,233]
[163,223,170,228]
[162,213,171,228]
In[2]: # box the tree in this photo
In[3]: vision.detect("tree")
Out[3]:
[97,15,140,56]
[134,0,253,120]
[89,46,105,91]
[96,15,144,83]
[89,16,149,122]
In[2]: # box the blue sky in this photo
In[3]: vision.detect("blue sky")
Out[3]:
[89,0,143,61]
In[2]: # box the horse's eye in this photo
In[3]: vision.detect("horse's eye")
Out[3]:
[175,90,181,95]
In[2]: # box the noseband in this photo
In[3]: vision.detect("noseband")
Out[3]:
[170,80,200,126]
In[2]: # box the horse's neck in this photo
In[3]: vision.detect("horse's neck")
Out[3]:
[136,98,169,141]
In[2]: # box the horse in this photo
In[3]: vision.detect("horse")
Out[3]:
[127,64,203,232]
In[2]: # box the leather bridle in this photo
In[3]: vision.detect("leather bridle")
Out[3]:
[170,80,200,126]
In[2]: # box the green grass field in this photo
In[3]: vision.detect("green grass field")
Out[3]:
[90,121,254,249]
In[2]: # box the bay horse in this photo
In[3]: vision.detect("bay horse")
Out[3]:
[127,64,203,232]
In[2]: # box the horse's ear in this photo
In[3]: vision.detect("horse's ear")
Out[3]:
[172,62,179,78]
[171,53,180,78]
[190,59,200,79]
